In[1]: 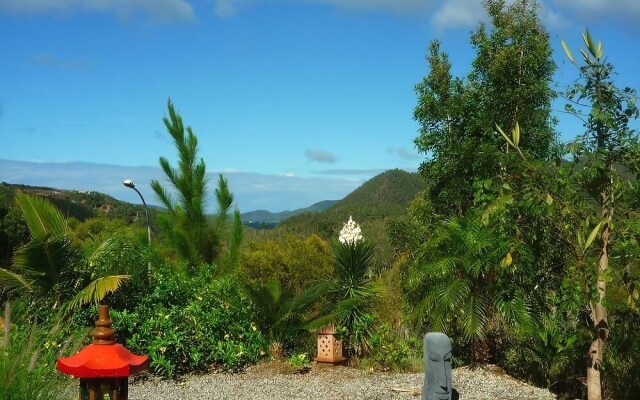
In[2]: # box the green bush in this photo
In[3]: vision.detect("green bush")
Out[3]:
[111,267,267,377]
[367,324,422,372]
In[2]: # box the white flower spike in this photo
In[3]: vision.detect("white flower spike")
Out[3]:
[339,215,363,245]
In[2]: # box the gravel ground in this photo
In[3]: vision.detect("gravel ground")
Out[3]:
[126,363,555,400]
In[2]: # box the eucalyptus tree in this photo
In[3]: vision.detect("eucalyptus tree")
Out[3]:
[402,0,568,372]
[414,0,557,216]
[561,31,640,400]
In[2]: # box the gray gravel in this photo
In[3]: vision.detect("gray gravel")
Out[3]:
[126,364,555,400]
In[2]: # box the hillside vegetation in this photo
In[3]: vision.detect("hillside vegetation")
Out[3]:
[0,182,148,222]
[277,169,425,239]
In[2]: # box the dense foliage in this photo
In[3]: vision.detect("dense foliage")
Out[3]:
[112,267,266,377]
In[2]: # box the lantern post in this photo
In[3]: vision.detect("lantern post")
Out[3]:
[57,305,148,400]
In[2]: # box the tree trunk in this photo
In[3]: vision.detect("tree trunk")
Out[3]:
[587,200,612,400]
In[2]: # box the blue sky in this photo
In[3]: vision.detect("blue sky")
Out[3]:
[1,0,639,212]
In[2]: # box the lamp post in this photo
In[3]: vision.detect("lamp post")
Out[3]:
[123,179,151,246]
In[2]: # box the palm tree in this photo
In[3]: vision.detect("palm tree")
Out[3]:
[407,213,531,364]
[247,279,319,357]
[0,191,128,311]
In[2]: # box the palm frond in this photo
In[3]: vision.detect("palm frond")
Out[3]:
[0,268,32,294]
[460,294,489,340]
[494,287,531,327]
[15,190,66,238]
[264,278,282,304]
[435,278,470,310]
[65,275,130,311]
[305,314,339,331]
[12,235,81,285]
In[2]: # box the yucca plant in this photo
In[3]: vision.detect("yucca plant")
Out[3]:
[309,217,381,358]
[0,191,128,311]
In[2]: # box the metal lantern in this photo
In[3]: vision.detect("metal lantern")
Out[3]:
[314,323,345,364]
[57,305,148,400]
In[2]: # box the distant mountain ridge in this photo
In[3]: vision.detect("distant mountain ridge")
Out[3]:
[240,200,338,224]
[2,169,425,235]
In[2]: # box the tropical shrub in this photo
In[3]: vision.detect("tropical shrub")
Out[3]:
[406,213,532,364]
[111,266,266,377]
[240,233,332,294]
[0,191,128,315]
[245,279,317,357]
[367,324,422,372]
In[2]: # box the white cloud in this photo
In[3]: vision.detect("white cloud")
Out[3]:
[0,0,195,22]
[0,159,361,212]
[552,0,639,26]
[428,0,638,32]
[215,0,242,17]
[430,0,484,32]
[315,168,385,176]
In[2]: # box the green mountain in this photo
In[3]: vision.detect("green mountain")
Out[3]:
[277,169,426,240]
[241,200,338,225]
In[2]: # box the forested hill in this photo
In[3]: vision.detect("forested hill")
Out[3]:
[0,182,147,221]
[277,169,426,240]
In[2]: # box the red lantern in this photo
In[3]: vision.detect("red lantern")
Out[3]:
[57,305,148,400]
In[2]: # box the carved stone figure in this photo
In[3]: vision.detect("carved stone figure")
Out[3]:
[422,332,453,400]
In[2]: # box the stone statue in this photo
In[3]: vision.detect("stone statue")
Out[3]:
[421,332,453,400]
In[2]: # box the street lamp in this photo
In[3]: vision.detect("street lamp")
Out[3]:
[123,179,151,246]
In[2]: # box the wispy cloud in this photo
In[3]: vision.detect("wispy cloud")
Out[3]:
[30,52,92,70]
[0,159,360,212]
[315,168,386,176]
[552,0,639,27]
[307,0,430,13]
[430,0,483,32]
[0,0,195,23]
[214,0,255,17]
[212,0,430,16]
[387,147,420,161]
[429,0,639,31]
[305,149,337,163]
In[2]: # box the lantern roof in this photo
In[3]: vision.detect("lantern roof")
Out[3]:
[57,305,148,379]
